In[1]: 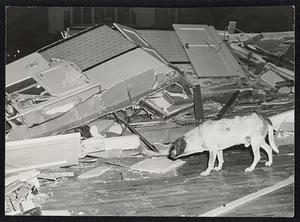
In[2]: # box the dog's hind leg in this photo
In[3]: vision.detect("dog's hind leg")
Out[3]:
[260,141,273,166]
[213,150,224,171]
[245,140,261,172]
[201,150,217,176]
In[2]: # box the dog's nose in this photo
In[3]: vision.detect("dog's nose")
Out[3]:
[169,149,177,159]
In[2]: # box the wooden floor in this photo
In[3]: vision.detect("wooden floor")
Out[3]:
[224,184,294,217]
[39,143,294,216]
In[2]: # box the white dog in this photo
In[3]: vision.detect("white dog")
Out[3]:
[169,112,279,176]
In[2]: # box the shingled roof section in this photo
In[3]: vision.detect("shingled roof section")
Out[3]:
[39,25,137,71]
[138,30,189,63]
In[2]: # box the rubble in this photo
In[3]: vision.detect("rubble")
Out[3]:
[5,20,294,216]
[5,170,43,215]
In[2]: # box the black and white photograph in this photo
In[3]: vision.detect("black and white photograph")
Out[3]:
[4,5,295,217]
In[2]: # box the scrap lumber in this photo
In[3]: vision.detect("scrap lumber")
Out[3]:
[37,172,74,180]
[5,133,81,174]
[200,175,294,216]
[130,157,185,174]
[82,135,140,154]
[78,166,112,179]
[5,169,40,187]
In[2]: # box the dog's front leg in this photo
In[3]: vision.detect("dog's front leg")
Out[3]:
[245,144,261,172]
[200,150,217,176]
[213,150,224,171]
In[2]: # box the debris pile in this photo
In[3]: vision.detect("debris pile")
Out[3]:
[5,21,294,216]
[5,170,41,215]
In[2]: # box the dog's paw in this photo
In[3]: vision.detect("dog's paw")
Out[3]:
[265,161,272,167]
[213,166,222,171]
[244,167,254,172]
[200,171,210,176]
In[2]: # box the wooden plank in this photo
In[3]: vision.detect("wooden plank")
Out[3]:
[87,149,123,159]
[82,135,140,154]
[130,157,185,174]
[193,85,204,126]
[37,172,74,180]
[78,166,112,179]
[200,175,294,217]
[5,133,81,174]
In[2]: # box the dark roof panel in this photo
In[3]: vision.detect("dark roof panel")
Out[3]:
[39,25,136,71]
[138,30,189,63]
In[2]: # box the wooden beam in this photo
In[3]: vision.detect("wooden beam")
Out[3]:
[193,84,204,126]
[113,112,159,153]
[6,133,81,174]
[82,135,140,154]
[200,175,294,217]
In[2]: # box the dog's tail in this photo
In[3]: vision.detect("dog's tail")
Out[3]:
[266,119,279,153]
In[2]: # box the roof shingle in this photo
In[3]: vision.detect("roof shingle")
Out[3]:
[39,25,136,71]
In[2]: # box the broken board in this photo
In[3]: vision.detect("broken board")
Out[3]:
[5,133,81,174]
[173,24,246,78]
[130,157,185,174]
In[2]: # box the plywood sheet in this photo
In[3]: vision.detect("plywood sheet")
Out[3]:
[85,48,171,89]
[173,24,246,78]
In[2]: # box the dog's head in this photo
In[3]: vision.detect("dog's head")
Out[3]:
[168,136,187,160]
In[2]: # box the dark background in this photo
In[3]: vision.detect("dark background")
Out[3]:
[6,6,294,64]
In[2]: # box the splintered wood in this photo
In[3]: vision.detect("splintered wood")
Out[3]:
[130,157,185,174]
